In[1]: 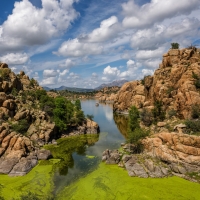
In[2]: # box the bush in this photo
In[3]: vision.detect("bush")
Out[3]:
[140,108,153,126]
[29,78,38,87]
[11,119,29,134]
[126,106,149,153]
[40,95,55,116]
[86,114,94,121]
[11,88,18,96]
[75,99,81,110]
[128,106,140,133]
[167,109,177,118]
[53,97,69,131]
[191,104,200,119]
[171,43,179,49]
[127,127,149,153]
[0,68,10,80]
[185,120,200,135]
[192,72,200,89]
[152,101,165,122]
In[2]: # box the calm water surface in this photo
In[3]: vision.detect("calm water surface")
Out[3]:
[53,99,127,195]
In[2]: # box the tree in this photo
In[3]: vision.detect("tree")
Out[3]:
[171,43,179,49]
[75,99,81,110]
[128,106,140,133]
[127,106,149,153]
[152,101,165,122]
[53,97,68,131]
[86,114,94,121]
[140,108,153,126]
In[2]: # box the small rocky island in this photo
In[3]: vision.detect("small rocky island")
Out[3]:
[103,46,200,183]
[0,63,99,176]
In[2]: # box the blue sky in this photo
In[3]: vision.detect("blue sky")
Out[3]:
[0,0,200,88]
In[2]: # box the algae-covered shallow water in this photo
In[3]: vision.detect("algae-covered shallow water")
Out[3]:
[1,100,200,199]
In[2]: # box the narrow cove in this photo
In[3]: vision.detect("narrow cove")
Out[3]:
[0,100,200,199]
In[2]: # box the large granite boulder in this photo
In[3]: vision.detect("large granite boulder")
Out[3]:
[113,48,200,119]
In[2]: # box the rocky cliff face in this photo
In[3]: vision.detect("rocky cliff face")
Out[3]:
[114,48,200,118]
[0,63,55,175]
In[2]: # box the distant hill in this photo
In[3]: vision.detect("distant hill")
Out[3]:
[43,79,128,92]
[43,86,94,93]
[95,79,128,90]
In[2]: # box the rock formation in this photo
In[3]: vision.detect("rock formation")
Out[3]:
[103,131,200,182]
[0,63,99,176]
[95,86,119,102]
[114,48,200,118]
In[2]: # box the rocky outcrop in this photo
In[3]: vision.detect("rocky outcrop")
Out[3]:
[143,132,200,173]
[114,48,200,119]
[95,86,120,102]
[0,124,52,176]
[62,119,100,137]
[103,132,200,182]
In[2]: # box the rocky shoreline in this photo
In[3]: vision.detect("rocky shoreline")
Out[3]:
[102,131,200,183]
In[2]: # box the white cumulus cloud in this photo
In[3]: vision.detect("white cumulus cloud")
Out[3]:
[56,38,103,57]
[122,0,200,28]
[0,0,78,52]
[0,53,29,65]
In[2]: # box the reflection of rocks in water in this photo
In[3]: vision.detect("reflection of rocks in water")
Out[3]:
[113,113,128,138]
[45,134,99,176]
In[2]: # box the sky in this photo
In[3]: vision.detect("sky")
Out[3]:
[0,0,200,89]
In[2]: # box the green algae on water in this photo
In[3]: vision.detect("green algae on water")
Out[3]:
[86,155,95,159]
[0,159,59,200]
[44,134,99,176]
[57,162,200,200]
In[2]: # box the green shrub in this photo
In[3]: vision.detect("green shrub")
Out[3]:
[167,109,177,118]
[128,106,140,132]
[191,104,200,119]
[11,88,18,96]
[152,101,165,122]
[40,95,55,116]
[75,99,81,110]
[11,119,29,134]
[192,72,200,89]
[171,43,179,49]
[185,120,200,135]
[0,68,10,80]
[126,106,149,153]
[86,114,94,121]
[29,78,38,87]
[127,127,149,153]
[140,108,153,126]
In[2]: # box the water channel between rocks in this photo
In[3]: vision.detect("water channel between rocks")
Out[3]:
[1,100,200,200]
[52,99,127,195]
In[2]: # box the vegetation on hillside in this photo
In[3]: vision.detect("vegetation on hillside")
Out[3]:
[171,42,179,49]
[9,88,86,134]
[127,106,149,153]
